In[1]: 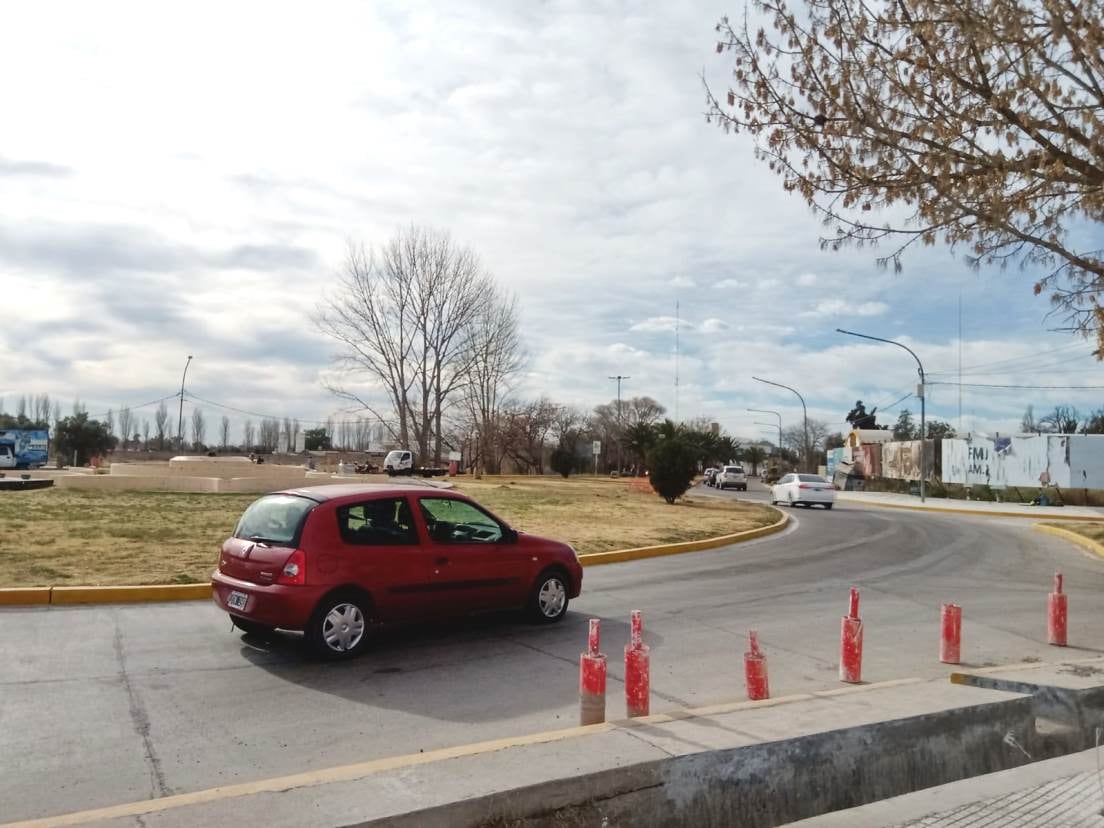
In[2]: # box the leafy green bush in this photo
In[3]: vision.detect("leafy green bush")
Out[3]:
[550,447,575,478]
[647,436,698,504]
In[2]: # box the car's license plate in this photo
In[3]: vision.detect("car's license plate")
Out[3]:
[227,591,248,611]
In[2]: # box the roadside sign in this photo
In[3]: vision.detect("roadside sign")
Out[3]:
[592,441,601,456]
[448,451,461,461]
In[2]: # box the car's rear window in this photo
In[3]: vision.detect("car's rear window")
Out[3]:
[798,474,827,483]
[234,495,315,545]
[724,466,744,473]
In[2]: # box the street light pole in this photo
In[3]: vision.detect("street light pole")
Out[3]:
[836,329,926,502]
[608,375,630,475]
[752,377,809,472]
[177,355,193,454]
[747,408,783,467]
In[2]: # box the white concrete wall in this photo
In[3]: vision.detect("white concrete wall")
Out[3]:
[941,435,1079,488]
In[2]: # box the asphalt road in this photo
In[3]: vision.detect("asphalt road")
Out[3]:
[3,483,1103,823]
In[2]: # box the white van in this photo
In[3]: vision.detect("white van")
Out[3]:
[383,450,414,476]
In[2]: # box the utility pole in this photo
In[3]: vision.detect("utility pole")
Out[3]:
[608,375,630,475]
[177,355,193,453]
[836,329,926,502]
[752,377,809,472]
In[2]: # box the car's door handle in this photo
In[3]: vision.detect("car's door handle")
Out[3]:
[435,556,449,565]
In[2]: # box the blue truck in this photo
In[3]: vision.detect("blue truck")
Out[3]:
[0,429,49,469]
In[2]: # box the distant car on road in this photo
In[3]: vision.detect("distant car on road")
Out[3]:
[703,467,718,486]
[715,465,748,491]
[211,484,583,659]
[770,473,836,509]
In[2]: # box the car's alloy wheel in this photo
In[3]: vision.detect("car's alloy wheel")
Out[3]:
[529,572,569,623]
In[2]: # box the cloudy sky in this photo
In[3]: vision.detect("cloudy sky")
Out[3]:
[3,0,1102,445]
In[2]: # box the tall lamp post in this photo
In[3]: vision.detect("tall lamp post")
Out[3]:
[752,377,809,472]
[177,355,193,453]
[608,375,630,475]
[836,329,926,502]
[748,408,783,466]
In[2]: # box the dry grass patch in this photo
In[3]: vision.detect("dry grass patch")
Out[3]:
[1,478,779,586]
[452,476,779,555]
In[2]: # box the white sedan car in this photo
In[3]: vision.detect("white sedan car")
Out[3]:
[770,473,836,509]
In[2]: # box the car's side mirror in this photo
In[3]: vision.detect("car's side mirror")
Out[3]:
[502,527,518,544]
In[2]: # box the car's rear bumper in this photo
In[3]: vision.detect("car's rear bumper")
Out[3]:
[211,572,327,630]
[797,490,836,504]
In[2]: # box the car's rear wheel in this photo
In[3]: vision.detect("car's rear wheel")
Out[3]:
[824,503,834,510]
[231,616,275,638]
[306,593,372,660]
[527,570,570,624]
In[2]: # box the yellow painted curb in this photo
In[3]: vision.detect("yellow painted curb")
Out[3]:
[0,676,914,828]
[841,497,1104,522]
[578,508,789,567]
[1032,522,1104,560]
[0,587,52,605]
[50,584,212,605]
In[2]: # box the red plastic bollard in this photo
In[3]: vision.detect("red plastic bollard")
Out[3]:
[1048,572,1068,647]
[940,603,962,664]
[624,610,650,718]
[744,630,770,701]
[839,587,863,684]
[580,618,607,725]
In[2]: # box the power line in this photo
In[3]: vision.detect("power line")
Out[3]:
[927,341,1090,375]
[183,391,374,427]
[83,392,182,421]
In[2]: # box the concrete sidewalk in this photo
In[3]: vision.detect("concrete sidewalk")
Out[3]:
[838,489,1104,520]
[785,747,1104,827]
[0,676,1041,828]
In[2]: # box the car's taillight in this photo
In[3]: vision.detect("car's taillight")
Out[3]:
[799,484,815,489]
[276,548,306,585]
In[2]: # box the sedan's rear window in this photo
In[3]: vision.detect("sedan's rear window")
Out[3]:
[724,466,744,473]
[234,495,314,545]
[798,474,827,483]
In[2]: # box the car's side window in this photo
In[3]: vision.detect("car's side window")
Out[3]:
[780,474,793,484]
[418,498,504,544]
[337,498,417,546]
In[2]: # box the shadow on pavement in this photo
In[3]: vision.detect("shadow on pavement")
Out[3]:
[233,610,663,723]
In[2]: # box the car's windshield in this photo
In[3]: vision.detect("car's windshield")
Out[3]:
[234,495,314,545]
[798,474,827,483]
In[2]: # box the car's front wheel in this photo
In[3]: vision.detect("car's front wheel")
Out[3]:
[306,593,372,660]
[527,570,570,624]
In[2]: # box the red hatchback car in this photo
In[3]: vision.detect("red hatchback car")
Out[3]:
[211,484,583,659]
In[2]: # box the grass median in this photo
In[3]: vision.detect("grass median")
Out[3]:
[2,478,777,587]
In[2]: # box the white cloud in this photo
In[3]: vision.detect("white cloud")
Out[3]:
[757,278,780,291]
[714,278,746,289]
[670,276,696,288]
[700,318,728,333]
[797,272,818,286]
[802,299,889,318]
[629,316,686,333]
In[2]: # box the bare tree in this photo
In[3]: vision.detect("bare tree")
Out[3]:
[500,398,560,474]
[220,415,231,449]
[33,394,51,424]
[292,418,301,451]
[106,408,114,439]
[142,419,150,449]
[316,226,496,465]
[154,401,169,450]
[709,0,1104,349]
[191,407,206,450]
[16,396,26,420]
[242,419,256,451]
[1040,405,1080,434]
[117,407,133,451]
[462,289,523,474]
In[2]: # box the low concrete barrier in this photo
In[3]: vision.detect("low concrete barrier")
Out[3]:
[369,689,1035,828]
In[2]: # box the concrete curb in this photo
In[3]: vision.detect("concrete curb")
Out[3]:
[1032,522,1104,560]
[0,584,211,606]
[839,496,1104,522]
[578,508,789,567]
[1,509,788,605]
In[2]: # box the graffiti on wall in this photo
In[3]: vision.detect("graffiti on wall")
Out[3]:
[941,436,1070,488]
